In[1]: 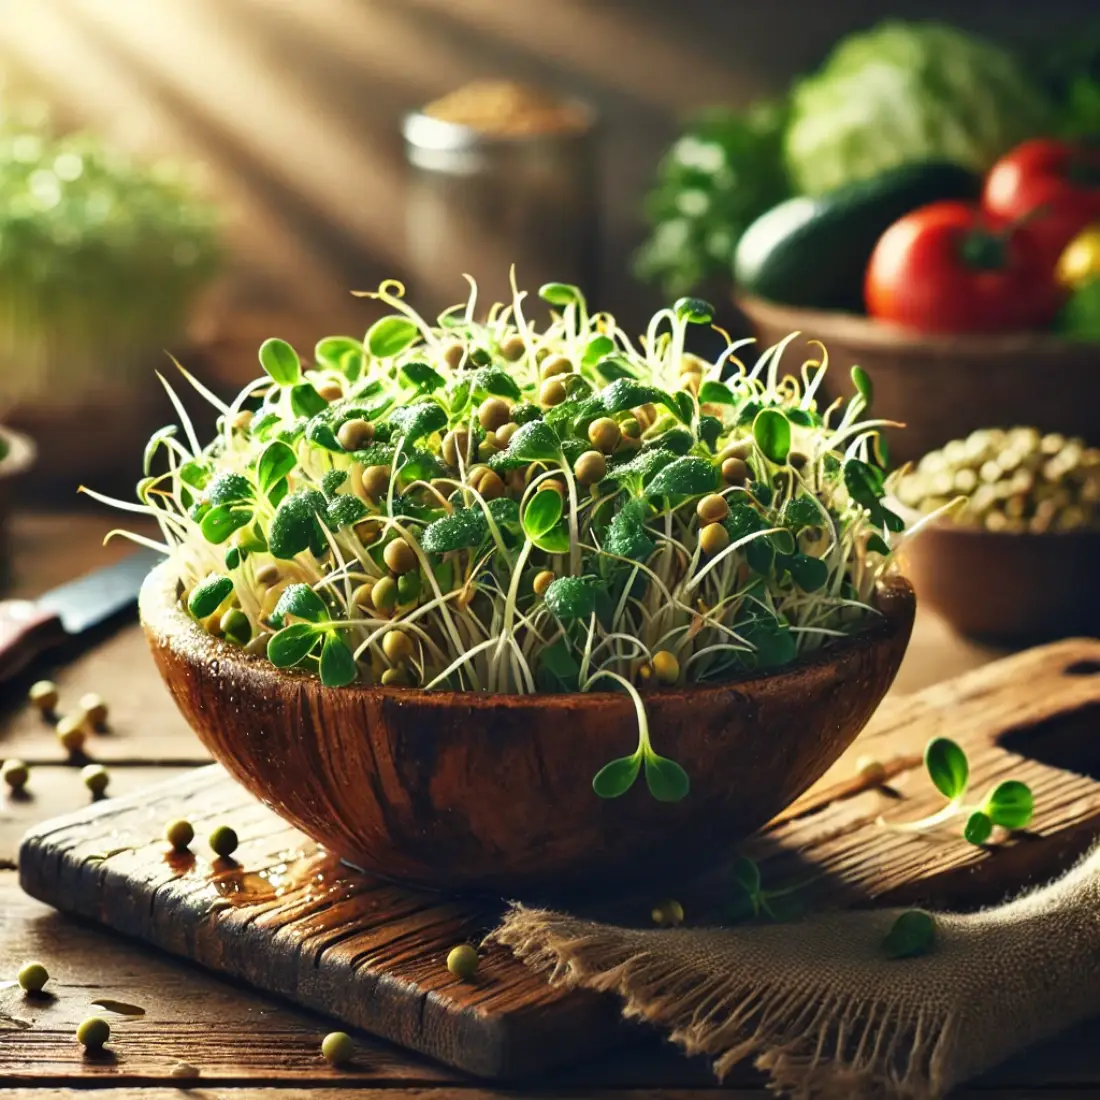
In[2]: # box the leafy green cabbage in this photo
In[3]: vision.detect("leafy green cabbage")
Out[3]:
[785,22,1051,195]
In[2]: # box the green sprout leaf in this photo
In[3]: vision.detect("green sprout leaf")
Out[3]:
[539,282,584,308]
[259,338,301,386]
[325,494,368,529]
[200,504,252,545]
[882,910,936,960]
[315,336,363,377]
[544,576,602,621]
[698,380,735,406]
[390,401,448,446]
[925,737,969,801]
[983,780,1034,830]
[592,752,642,798]
[420,508,488,553]
[187,574,233,619]
[471,366,522,400]
[366,315,419,358]
[271,583,327,625]
[522,489,564,541]
[851,365,874,407]
[533,522,571,554]
[866,533,892,556]
[731,856,762,895]
[644,750,690,802]
[401,361,446,392]
[599,378,676,419]
[257,441,297,497]
[674,296,715,324]
[752,408,791,464]
[581,335,616,368]
[787,553,827,592]
[319,632,358,687]
[290,383,328,419]
[321,469,348,498]
[605,499,656,561]
[269,489,327,559]
[964,810,994,845]
[537,637,581,693]
[506,420,561,462]
[594,356,635,382]
[207,472,253,506]
[647,456,717,496]
[267,623,320,668]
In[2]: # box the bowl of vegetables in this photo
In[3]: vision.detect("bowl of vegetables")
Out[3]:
[899,427,1100,644]
[112,278,916,894]
[638,20,1100,466]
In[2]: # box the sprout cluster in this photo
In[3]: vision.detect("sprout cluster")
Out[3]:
[0,119,220,400]
[95,277,908,803]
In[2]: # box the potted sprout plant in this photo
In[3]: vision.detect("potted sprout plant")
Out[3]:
[0,116,220,496]
[105,278,916,893]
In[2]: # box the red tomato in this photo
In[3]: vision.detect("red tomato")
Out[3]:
[984,139,1100,272]
[864,201,1059,334]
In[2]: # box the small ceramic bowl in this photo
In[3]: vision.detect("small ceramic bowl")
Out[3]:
[140,560,915,894]
[905,521,1100,645]
[737,295,1100,466]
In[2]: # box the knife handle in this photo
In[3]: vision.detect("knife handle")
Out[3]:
[0,601,67,684]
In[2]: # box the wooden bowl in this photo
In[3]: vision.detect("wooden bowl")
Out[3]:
[140,560,915,895]
[905,521,1100,646]
[737,295,1100,466]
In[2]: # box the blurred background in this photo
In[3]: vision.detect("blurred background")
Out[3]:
[0,0,1098,646]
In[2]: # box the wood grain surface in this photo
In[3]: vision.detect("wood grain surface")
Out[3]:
[18,636,1100,1081]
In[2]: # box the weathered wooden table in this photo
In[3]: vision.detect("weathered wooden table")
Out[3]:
[2,510,1099,1099]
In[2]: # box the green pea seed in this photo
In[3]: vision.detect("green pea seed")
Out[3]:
[18,962,48,994]
[165,819,195,852]
[79,693,108,728]
[76,1016,110,1051]
[81,764,109,798]
[2,759,29,791]
[651,899,684,927]
[446,944,479,980]
[208,825,239,859]
[219,608,252,646]
[371,576,398,613]
[321,1030,355,1065]
[651,650,680,684]
[28,680,59,714]
[397,570,421,604]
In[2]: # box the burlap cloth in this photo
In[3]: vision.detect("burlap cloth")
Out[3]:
[491,845,1100,1099]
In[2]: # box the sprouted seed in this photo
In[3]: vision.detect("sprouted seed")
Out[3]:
[56,715,87,755]
[76,1016,110,1051]
[28,681,59,714]
[17,962,48,994]
[208,825,239,859]
[165,819,195,852]
[321,1031,355,1065]
[1,759,29,791]
[78,693,109,728]
[446,944,479,980]
[856,755,887,785]
[91,276,913,805]
[81,764,110,798]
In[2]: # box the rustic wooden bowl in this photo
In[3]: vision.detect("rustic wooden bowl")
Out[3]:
[736,295,1100,466]
[905,521,1100,646]
[140,560,915,895]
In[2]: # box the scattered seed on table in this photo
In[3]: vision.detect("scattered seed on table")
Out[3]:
[165,819,195,852]
[76,1016,110,1051]
[56,715,87,755]
[208,825,239,859]
[79,693,109,728]
[321,1031,354,1065]
[1,759,29,791]
[81,764,110,799]
[17,962,48,994]
[446,944,479,980]
[28,680,59,714]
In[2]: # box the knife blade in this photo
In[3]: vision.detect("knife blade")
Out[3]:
[0,546,164,684]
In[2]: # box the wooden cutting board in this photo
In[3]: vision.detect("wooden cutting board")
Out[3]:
[17,637,1100,1080]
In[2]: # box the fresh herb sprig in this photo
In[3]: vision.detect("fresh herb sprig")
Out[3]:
[885,737,1035,844]
[91,275,908,804]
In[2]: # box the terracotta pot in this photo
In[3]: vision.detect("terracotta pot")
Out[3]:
[736,295,1100,466]
[140,560,916,894]
[0,427,36,586]
[905,522,1100,646]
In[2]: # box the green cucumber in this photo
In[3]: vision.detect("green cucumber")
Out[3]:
[734,161,980,311]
